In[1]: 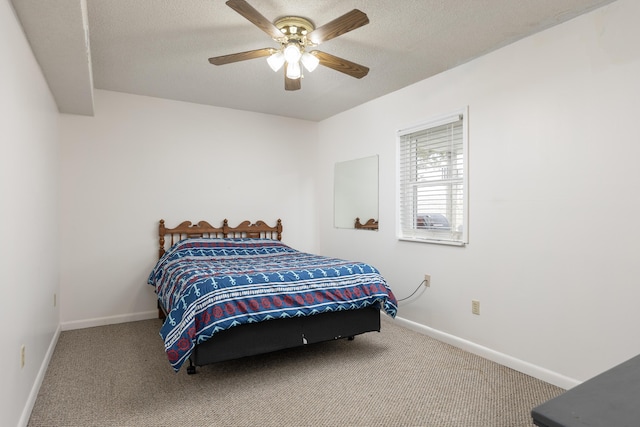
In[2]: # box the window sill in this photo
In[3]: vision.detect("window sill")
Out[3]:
[398,237,466,247]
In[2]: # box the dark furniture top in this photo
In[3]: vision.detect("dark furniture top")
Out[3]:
[531,354,640,427]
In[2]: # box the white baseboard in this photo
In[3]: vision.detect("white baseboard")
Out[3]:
[18,324,61,427]
[61,310,158,331]
[393,315,581,390]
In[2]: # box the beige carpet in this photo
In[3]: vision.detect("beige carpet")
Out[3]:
[28,316,562,426]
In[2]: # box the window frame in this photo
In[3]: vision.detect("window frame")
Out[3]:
[396,107,469,246]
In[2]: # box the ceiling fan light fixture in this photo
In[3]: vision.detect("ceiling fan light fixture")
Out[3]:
[267,51,285,72]
[301,52,319,72]
[283,43,302,64]
[210,2,370,91]
[286,61,302,79]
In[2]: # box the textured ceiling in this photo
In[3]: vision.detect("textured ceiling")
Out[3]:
[12,0,617,121]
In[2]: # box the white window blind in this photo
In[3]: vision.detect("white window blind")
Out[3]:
[398,109,468,245]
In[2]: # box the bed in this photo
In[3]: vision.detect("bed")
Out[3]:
[148,218,398,374]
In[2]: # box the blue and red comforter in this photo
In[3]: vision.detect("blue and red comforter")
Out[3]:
[148,238,397,371]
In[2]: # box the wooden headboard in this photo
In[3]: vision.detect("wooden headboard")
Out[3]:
[355,217,379,230]
[158,219,283,258]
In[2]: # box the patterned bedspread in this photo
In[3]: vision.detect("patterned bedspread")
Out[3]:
[148,238,398,371]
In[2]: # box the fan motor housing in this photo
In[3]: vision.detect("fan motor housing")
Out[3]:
[274,16,315,41]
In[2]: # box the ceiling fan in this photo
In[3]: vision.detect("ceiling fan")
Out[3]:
[208,0,370,91]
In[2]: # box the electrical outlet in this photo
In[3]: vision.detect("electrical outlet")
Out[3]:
[20,345,25,368]
[423,274,431,287]
[472,300,480,315]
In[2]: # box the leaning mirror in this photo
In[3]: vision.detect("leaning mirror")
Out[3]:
[334,155,379,229]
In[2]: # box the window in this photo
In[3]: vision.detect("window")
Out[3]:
[397,108,468,245]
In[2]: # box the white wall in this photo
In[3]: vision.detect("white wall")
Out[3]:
[59,90,318,327]
[316,0,640,386]
[0,1,61,426]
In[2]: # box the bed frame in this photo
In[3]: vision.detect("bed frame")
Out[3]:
[156,218,381,374]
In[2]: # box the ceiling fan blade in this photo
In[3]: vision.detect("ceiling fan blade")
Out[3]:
[307,9,369,45]
[208,48,274,65]
[284,64,301,91]
[310,51,369,79]
[225,0,285,41]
